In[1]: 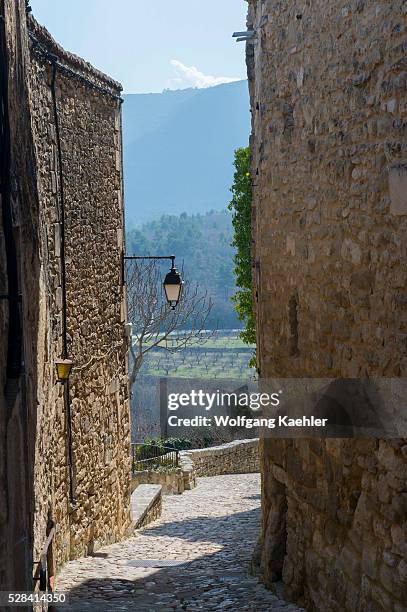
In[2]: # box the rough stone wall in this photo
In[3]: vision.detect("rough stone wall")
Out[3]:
[184,439,260,477]
[26,15,132,569]
[136,495,162,529]
[1,1,130,590]
[131,470,187,495]
[248,0,407,378]
[131,467,195,496]
[247,1,407,609]
[131,441,259,494]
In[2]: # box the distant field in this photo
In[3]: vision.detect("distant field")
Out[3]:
[141,332,254,351]
[138,332,256,380]
[193,336,253,350]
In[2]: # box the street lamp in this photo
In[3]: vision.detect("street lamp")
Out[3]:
[124,254,183,309]
[163,258,183,309]
[55,358,73,383]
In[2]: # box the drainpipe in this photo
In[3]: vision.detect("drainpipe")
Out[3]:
[50,61,76,506]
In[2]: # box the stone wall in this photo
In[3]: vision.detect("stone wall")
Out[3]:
[131,440,259,494]
[27,15,132,568]
[131,469,189,496]
[0,2,131,588]
[131,451,197,495]
[248,0,407,379]
[183,439,260,477]
[247,0,407,609]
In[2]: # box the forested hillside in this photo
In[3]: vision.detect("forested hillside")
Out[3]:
[126,210,239,329]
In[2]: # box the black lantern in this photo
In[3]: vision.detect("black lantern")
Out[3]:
[124,253,184,310]
[163,261,183,309]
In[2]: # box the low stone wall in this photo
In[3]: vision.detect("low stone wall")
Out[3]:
[131,453,197,495]
[181,439,260,477]
[132,470,184,495]
[179,451,197,489]
[131,440,259,494]
[131,484,162,529]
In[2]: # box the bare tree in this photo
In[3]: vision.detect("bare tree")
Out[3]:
[126,259,214,387]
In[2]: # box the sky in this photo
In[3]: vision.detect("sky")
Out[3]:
[30,0,248,94]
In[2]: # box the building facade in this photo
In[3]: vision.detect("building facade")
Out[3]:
[247,0,407,609]
[0,0,131,591]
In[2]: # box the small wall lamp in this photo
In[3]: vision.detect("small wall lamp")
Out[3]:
[55,358,73,383]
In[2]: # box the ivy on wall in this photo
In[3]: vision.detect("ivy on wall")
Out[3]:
[228,147,256,353]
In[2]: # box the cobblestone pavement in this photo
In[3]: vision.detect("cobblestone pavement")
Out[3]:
[57,474,304,611]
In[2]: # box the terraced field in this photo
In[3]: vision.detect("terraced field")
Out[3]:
[139,333,256,380]
[131,333,257,440]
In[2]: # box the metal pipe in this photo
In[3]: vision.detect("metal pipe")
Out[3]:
[50,61,76,505]
[65,380,76,505]
[124,255,176,261]
[232,30,255,37]
[50,61,68,361]
[123,254,177,276]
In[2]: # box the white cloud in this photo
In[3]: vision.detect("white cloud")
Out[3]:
[167,59,241,90]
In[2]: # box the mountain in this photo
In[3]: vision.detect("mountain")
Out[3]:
[122,81,250,226]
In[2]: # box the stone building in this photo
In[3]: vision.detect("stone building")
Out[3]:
[0,0,131,591]
[247,0,407,609]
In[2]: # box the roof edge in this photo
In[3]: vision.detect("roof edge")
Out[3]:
[28,15,123,93]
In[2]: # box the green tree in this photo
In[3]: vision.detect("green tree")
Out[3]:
[228,147,256,349]
[126,210,240,329]
[126,227,151,254]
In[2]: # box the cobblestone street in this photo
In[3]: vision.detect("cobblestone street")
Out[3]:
[57,474,304,611]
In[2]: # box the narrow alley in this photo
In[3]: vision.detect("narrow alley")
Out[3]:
[57,474,304,611]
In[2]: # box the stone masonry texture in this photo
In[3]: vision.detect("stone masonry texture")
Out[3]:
[247,0,407,610]
[131,439,259,494]
[0,0,131,590]
[28,15,131,568]
[183,438,260,477]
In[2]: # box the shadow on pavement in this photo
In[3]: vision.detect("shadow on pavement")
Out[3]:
[62,508,295,612]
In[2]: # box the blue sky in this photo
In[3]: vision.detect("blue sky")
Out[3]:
[30,0,248,94]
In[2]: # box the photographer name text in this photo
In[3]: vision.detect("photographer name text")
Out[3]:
[167,415,328,429]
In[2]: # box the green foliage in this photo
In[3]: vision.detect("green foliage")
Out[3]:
[228,148,256,351]
[127,210,239,329]
[137,437,192,452]
[164,437,193,451]
[138,437,165,451]
[138,433,213,451]
[133,438,181,472]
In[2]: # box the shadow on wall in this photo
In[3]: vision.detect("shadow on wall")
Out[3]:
[263,378,397,438]
[256,434,389,608]
[312,378,388,435]
[0,0,41,592]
